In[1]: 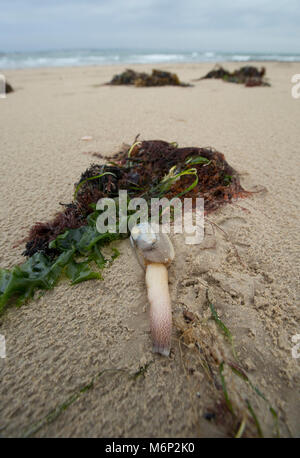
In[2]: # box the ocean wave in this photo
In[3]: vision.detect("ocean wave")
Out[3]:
[130,53,186,63]
[0,50,299,69]
[232,55,251,61]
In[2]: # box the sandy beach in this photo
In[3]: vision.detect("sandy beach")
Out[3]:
[0,62,299,437]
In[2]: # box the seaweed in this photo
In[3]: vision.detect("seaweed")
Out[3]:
[1,139,249,314]
[106,68,191,87]
[198,65,270,87]
[0,210,127,314]
[24,140,248,260]
[175,292,280,437]
[22,368,128,437]
[208,295,237,361]
[219,361,235,415]
[5,82,14,93]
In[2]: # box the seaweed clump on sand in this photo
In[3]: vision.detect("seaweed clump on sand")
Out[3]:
[24,140,248,258]
[0,76,13,94]
[0,139,249,314]
[5,82,14,93]
[198,65,270,87]
[107,68,191,87]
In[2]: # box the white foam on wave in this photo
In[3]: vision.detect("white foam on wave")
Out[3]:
[0,50,299,69]
[130,53,186,64]
[232,55,251,62]
[204,51,215,57]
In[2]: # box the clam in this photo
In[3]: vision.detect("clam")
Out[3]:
[130,222,174,356]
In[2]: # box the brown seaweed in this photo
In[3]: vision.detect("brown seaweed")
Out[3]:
[198,65,270,87]
[23,139,249,258]
[107,68,191,87]
[5,82,14,93]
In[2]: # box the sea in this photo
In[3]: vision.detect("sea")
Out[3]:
[1,49,299,69]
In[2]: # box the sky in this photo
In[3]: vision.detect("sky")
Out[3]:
[0,0,300,53]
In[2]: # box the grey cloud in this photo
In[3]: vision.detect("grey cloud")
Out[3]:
[0,0,299,52]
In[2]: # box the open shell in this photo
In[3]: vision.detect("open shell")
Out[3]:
[130,222,175,269]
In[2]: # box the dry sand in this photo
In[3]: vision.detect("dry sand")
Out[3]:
[0,62,299,437]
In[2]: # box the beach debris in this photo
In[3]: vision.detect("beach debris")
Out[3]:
[1,81,13,95]
[81,136,93,141]
[23,139,248,259]
[197,65,270,87]
[0,139,249,314]
[106,68,191,87]
[130,222,174,356]
[5,82,14,93]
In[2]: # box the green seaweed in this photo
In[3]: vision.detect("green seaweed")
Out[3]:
[208,294,238,360]
[153,166,199,198]
[219,361,235,415]
[22,368,127,438]
[0,208,125,315]
[1,139,248,314]
[73,171,116,200]
[0,164,199,315]
[132,362,152,380]
[0,250,74,313]
[229,362,280,437]
[223,174,232,186]
[246,399,264,438]
[209,293,279,437]
[66,259,102,285]
[185,156,211,166]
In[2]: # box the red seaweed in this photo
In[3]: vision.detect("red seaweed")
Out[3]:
[23,139,249,258]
